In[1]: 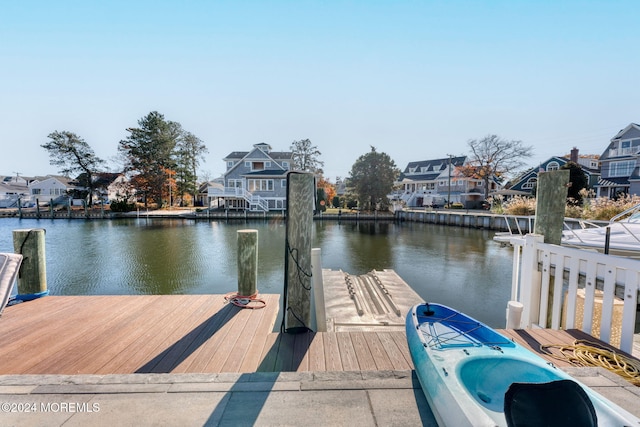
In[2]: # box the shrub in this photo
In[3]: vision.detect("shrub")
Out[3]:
[109,199,137,212]
[503,196,536,216]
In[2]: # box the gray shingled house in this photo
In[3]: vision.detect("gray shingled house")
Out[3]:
[208,143,293,211]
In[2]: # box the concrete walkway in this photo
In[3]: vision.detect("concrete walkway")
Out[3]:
[0,368,638,426]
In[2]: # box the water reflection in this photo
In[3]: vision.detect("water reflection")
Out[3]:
[0,217,514,326]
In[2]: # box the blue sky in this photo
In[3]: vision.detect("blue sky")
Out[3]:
[1,0,638,181]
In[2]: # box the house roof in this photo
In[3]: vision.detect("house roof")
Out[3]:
[242,169,288,177]
[398,156,466,181]
[224,151,293,160]
[92,173,124,187]
[610,123,640,141]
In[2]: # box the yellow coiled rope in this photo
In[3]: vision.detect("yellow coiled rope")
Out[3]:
[540,339,640,386]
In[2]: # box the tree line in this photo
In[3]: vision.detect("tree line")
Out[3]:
[44,113,561,211]
[42,111,208,209]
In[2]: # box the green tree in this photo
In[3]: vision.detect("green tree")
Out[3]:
[348,146,399,211]
[461,134,533,199]
[290,139,324,173]
[41,131,105,205]
[118,111,182,206]
[561,161,588,205]
[175,131,208,206]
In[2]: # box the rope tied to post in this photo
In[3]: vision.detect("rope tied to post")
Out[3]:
[224,291,266,309]
[541,339,640,386]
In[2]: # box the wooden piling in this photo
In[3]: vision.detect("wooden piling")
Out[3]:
[237,229,258,297]
[12,228,48,297]
[533,170,569,245]
[284,172,314,333]
[533,170,569,326]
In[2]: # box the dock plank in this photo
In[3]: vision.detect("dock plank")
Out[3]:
[377,332,412,370]
[1,296,637,376]
[27,296,160,374]
[307,332,326,371]
[336,332,359,370]
[322,332,343,371]
[364,332,394,370]
[351,332,377,370]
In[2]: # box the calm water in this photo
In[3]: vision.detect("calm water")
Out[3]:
[0,217,514,327]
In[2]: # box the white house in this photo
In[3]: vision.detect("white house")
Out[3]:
[0,176,29,208]
[28,176,77,206]
[394,156,499,209]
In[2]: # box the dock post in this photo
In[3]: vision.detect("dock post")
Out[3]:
[237,229,258,297]
[533,170,569,245]
[12,228,48,300]
[284,172,314,333]
[533,170,569,326]
[311,248,327,332]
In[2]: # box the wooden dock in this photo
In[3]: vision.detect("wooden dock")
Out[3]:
[0,295,638,377]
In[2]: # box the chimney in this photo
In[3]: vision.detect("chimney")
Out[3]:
[570,147,579,163]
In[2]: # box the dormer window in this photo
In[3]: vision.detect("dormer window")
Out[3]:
[546,161,560,171]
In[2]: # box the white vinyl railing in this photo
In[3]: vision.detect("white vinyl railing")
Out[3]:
[509,234,640,353]
[208,187,269,212]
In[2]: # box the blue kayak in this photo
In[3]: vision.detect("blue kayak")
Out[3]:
[406,302,640,427]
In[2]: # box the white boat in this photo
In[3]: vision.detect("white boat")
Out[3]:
[562,204,640,257]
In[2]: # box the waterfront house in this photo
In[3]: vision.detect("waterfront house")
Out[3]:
[508,148,600,196]
[0,176,30,208]
[596,123,640,198]
[394,156,499,209]
[91,173,131,204]
[208,143,293,211]
[28,175,78,206]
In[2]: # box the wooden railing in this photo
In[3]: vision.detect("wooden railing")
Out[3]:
[509,234,640,353]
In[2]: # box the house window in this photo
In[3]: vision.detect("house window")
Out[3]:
[546,161,560,171]
[609,160,636,177]
[248,179,274,192]
[282,162,289,170]
[227,161,234,169]
[32,189,41,195]
[252,162,265,171]
[281,179,286,187]
[265,161,271,167]
[409,167,417,174]
[522,178,537,189]
[438,180,446,186]
[228,180,243,188]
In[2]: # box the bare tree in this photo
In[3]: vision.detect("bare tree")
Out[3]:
[290,139,324,174]
[460,134,533,199]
